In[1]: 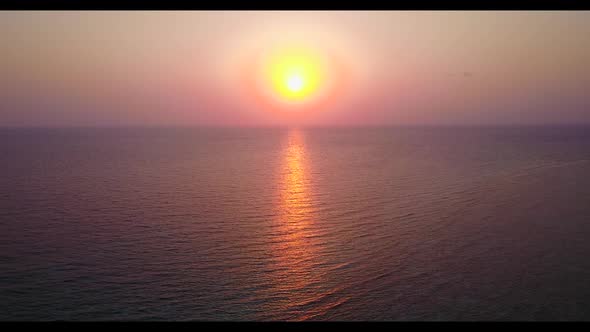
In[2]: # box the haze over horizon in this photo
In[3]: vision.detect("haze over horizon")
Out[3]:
[2,11,590,127]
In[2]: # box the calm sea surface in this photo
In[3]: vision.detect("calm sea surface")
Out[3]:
[2,127,590,320]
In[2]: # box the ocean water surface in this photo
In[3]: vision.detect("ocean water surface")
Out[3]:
[2,127,590,320]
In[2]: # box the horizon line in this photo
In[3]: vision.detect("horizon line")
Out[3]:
[2,123,590,129]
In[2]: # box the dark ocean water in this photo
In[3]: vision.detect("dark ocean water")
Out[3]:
[2,127,590,321]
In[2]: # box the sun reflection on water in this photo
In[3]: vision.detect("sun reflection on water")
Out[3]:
[258,129,328,320]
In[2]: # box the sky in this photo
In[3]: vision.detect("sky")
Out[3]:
[1,11,590,127]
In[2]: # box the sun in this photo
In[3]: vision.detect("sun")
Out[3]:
[265,47,324,104]
[243,43,347,113]
[286,73,304,93]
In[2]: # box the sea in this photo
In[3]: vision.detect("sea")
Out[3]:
[2,126,590,320]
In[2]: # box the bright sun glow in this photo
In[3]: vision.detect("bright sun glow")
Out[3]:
[286,74,304,92]
[264,47,324,103]
[246,43,344,113]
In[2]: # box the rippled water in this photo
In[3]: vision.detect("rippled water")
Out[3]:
[2,127,590,321]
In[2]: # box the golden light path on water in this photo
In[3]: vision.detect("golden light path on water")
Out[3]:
[258,129,350,321]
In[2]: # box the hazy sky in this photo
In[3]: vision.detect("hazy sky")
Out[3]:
[1,11,590,126]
